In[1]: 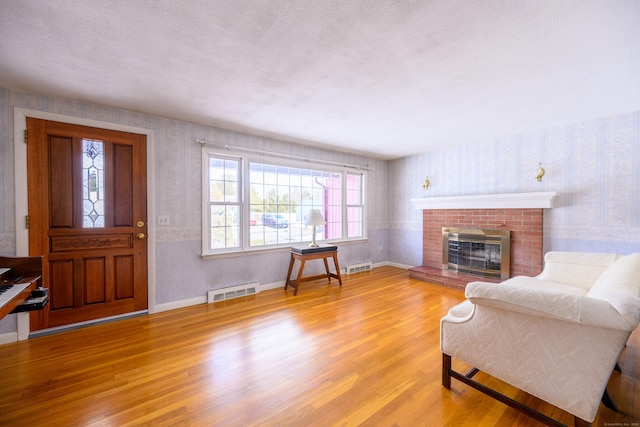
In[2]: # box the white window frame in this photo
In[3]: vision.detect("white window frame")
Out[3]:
[345,172,366,239]
[201,147,367,257]
[202,152,243,255]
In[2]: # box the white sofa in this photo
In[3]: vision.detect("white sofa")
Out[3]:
[440,251,640,426]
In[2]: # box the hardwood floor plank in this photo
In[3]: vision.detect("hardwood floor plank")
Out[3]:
[0,266,637,426]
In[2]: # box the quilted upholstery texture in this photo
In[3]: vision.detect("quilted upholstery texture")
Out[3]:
[535,251,619,290]
[588,253,640,329]
[441,251,640,423]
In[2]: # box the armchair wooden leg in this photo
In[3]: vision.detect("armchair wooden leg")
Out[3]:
[601,388,617,412]
[443,352,569,427]
[442,353,451,389]
[574,417,591,427]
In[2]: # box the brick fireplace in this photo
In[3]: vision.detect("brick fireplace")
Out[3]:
[408,192,556,290]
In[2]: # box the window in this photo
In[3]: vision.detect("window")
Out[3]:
[82,139,105,228]
[346,173,364,238]
[206,156,241,251]
[202,149,366,255]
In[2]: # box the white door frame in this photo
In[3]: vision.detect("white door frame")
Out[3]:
[13,107,157,339]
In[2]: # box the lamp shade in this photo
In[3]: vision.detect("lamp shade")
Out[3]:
[304,209,325,226]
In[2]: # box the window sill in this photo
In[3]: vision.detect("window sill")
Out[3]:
[200,238,369,260]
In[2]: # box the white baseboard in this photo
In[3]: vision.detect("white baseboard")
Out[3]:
[154,296,207,313]
[0,332,18,346]
[154,283,286,313]
[260,281,285,291]
[378,261,412,270]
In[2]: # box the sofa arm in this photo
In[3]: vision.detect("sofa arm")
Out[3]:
[465,281,634,331]
[535,251,618,290]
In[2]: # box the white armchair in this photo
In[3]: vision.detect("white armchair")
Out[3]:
[440,251,640,426]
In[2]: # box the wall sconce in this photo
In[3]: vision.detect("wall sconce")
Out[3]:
[535,163,545,182]
[423,176,431,190]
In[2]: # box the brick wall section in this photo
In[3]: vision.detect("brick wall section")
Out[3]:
[421,208,544,278]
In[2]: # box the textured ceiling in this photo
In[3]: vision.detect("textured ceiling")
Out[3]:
[1,0,639,159]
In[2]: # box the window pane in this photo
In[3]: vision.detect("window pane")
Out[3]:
[277,167,290,186]
[209,158,224,180]
[225,182,237,202]
[210,180,225,202]
[207,155,241,251]
[301,170,313,187]
[249,162,343,247]
[209,158,239,203]
[346,173,364,239]
[210,204,240,249]
[347,174,362,204]
[347,206,363,238]
[224,159,238,180]
[324,174,342,240]
[82,139,105,228]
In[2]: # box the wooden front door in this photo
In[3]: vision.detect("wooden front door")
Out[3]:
[27,119,148,330]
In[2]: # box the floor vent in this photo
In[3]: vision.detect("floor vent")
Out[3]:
[207,282,259,303]
[346,262,373,274]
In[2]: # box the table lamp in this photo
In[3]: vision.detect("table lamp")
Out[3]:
[305,209,325,247]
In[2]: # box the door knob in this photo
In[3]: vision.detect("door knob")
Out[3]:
[137,233,146,240]
[137,221,145,228]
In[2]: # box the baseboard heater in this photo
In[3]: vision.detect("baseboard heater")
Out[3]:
[207,282,259,303]
[346,262,372,274]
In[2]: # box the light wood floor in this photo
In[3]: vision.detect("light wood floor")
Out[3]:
[0,266,637,426]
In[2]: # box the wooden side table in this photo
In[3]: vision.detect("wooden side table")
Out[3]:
[285,245,343,295]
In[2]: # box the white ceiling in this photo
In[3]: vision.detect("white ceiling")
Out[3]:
[1,1,639,159]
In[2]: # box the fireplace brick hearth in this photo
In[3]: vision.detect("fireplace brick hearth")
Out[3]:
[409,208,544,289]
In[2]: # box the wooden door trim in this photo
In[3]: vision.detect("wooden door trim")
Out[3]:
[13,108,157,339]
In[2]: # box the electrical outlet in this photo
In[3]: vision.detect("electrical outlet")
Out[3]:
[158,215,170,226]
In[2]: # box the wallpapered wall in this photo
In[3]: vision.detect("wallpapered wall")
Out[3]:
[387,111,640,266]
[1,85,638,336]
[0,87,387,334]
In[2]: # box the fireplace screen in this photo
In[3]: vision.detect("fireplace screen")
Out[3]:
[442,228,510,279]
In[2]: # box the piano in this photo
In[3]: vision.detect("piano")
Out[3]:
[0,256,44,320]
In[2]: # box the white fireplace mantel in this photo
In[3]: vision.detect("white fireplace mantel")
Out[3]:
[410,191,558,210]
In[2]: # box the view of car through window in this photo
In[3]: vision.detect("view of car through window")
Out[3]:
[205,152,364,253]
[261,213,288,229]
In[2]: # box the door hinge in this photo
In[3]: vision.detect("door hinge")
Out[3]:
[25,215,29,229]
[24,129,28,144]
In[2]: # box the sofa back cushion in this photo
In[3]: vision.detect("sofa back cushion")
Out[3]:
[587,253,640,329]
[536,251,619,290]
